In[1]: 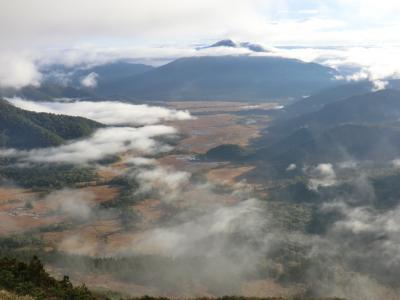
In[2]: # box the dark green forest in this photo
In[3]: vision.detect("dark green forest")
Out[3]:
[0,164,98,188]
[0,255,343,300]
[0,98,103,149]
[0,256,97,300]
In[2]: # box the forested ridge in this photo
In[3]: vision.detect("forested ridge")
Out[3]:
[0,99,103,149]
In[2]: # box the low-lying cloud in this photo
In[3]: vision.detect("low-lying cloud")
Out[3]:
[269,46,400,90]
[132,166,191,204]
[128,198,265,259]
[7,98,192,126]
[47,44,400,92]
[2,43,400,92]
[309,200,400,299]
[107,160,274,295]
[1,126,176,164]
[80,72,98,88]
[0,53,42,89]
[306,163,337,190]
[45,189,95,220]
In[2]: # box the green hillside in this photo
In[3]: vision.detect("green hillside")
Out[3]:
[0,99,103,149]
[0,256,97,300]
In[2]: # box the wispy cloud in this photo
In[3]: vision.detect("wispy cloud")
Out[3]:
[1,0,400,89]
[45,189,95,220]
[7,98,192,125]
[305,163,337,190]
[266,46,400,89]
[80,72,98,88]
[0,53,42,89]
[1,126,176,164]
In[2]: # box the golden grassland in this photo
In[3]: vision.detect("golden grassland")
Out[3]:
[0,102,276,297]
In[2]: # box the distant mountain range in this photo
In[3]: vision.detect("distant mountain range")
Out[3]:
[271,89,400,135]
[206,89,400,177]
[7,40,400,104]
[99,56,339,102]
[0,99,102,149]
[259,89,400,166]
[252,123,400,167]
[44,61,155,88]
[0,45,342,102]
[279,79,400,119]
[0,84,95,101]
[0,62,155,101]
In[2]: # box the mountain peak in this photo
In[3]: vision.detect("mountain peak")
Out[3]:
[209,39,237,48]
[207,39,269,53]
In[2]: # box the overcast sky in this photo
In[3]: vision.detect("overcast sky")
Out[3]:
[1,0,399,47]
[0,0,400,88]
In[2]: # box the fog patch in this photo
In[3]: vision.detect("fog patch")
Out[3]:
[125,157,157,166]
[286,163,297,171]
[0,53,42,89]
[44,189,94,220]
[391,159,400,168]
[306,163,337,190]
[59,235,98,256]
[337,160,358,169]
[264,46,400,91]
[7,97,192,126]
[133,166,191,203]
[97,159,280,295]
[324,201,400,241]
[80,72,98,88]
[1,126,176,164]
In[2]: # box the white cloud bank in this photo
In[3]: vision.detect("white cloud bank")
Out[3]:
[134,166,192,203]
[263,46,400,90]
[45,189,94,220]
[7,98,192,126]
[6,43,400,93]
[0,53,42,89]
[0,0,268,88]
[0,0,268,47]
[1,126,176,164]
[321,200,400,270]
[80,72,98,88]
[307,163,337,190]
[2,0,400,90]
[129,198,264,258]
[0,98,192,165]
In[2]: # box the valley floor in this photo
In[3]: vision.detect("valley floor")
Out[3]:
[0,101,285,298]
[2,100,399,300]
